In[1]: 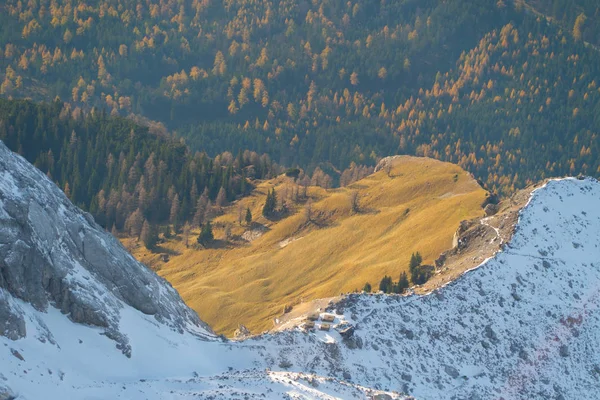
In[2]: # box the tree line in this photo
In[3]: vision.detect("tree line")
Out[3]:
[0,98,279,238]
[1,0,599,196]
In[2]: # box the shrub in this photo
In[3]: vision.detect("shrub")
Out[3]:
[397,272,409,293]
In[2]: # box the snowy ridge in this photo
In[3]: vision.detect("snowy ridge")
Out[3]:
[2,138,600,399]
[247,177,600,399]
[0,299,403,399]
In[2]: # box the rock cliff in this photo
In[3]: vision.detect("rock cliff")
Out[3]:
[0,141,214,355]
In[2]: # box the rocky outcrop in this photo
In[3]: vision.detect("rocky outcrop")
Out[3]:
[374,156,402,173]
[0,291,25,340]
[436,219,487,267]
[233,324,251,339]
[484,203,499,216]
[0,383,15,400]
[0,141,214,351]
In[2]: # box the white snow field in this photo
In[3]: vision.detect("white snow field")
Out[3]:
[249,178,600,399]
[2,138,600,399]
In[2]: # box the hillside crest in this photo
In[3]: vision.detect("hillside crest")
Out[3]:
[127,155,489,335]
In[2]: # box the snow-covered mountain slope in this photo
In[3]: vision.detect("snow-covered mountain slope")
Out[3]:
[0,141,403,399]
[248,177,600,399]
[2,138,600,399]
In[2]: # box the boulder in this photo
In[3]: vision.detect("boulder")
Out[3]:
[484,203,499,216]
[234,324,251,340]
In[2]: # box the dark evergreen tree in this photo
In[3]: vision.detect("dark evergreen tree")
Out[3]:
[398,272,409,293]
[140,220,158,250]
[411,265,434,285]
[197,221,214,246]
[409,252,423,273]
[379,275,393,293]
[262,188,277,217]
[0,99,279,233]
[408,251,432,285]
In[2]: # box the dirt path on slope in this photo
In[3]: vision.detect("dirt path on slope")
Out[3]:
[416,181,545,294]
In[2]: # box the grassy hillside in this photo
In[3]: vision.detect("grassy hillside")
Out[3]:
[124,157,488,336]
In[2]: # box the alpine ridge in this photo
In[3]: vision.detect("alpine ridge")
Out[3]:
[1,141,600,399]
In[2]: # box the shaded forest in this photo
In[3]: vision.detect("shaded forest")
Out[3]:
[0,0,599,194]
[0,98,279,233]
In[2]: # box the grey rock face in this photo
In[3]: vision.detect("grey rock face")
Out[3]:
[0,384,15,400]
[0,291,25,340]
[0,141,214,351]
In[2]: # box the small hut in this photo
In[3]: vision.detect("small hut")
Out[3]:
[319,323,331,331]
[321,314,335,323]
[303,321,315,330]
[307,313,320,321]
